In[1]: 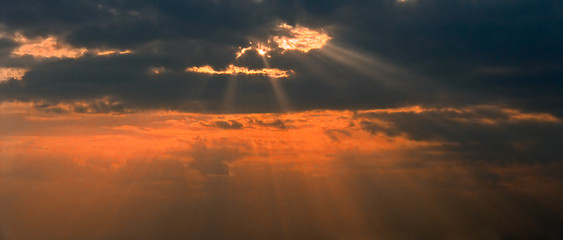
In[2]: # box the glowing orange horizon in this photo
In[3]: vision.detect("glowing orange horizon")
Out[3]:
[1,101,559,174]
[0,102,437,173]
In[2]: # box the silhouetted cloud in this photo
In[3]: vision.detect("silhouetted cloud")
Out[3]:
[248,118,288,129]
[208,120,244,130]
[358,106,563,163]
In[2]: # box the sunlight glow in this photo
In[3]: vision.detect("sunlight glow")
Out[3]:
[257,44,270,55]
[186,64,293,78]
[149,66,166,75]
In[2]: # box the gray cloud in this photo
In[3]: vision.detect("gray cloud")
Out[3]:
[207,120,244,130]
[187,144,245,175]
[247,118,288,129]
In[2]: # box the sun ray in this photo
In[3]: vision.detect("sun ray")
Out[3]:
[261,55,291,112]
[223,75,238,112]
[318,45,398,86]
[315,43,431,94]
[189,75,212,103]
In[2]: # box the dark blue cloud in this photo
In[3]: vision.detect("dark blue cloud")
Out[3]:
[0,0,561,116]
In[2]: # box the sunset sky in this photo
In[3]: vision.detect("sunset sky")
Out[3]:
[1,1,563,239]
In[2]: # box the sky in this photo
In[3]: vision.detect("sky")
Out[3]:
[1,0,563,239]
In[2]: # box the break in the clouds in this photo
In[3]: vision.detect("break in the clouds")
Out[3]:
[0,0,561,116]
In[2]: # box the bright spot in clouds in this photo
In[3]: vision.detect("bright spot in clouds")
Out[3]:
[236,43,273,58]
[149,67,166,75]
[256,44,270,55]
[186,65,293,78]
[0,67,28,82]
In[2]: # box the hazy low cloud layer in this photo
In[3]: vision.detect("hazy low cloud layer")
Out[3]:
[1,104,562,239]
[0,0,561,115]
[3,155,562,240]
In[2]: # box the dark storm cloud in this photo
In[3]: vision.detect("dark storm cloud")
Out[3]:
[0,0,561,116]
[358,106,563,163]
[0,0,280,47]
[0,38,17,56]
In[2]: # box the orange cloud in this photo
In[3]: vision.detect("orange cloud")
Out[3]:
[502,109,560,122]
[0,67,28,81]
[92,49,133,56]
[11,34,132,59]
[236,43,273,58]
[186,64,293,78]
[274,23,331,53]
[12,35,88,58]
[235,23,331,58]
